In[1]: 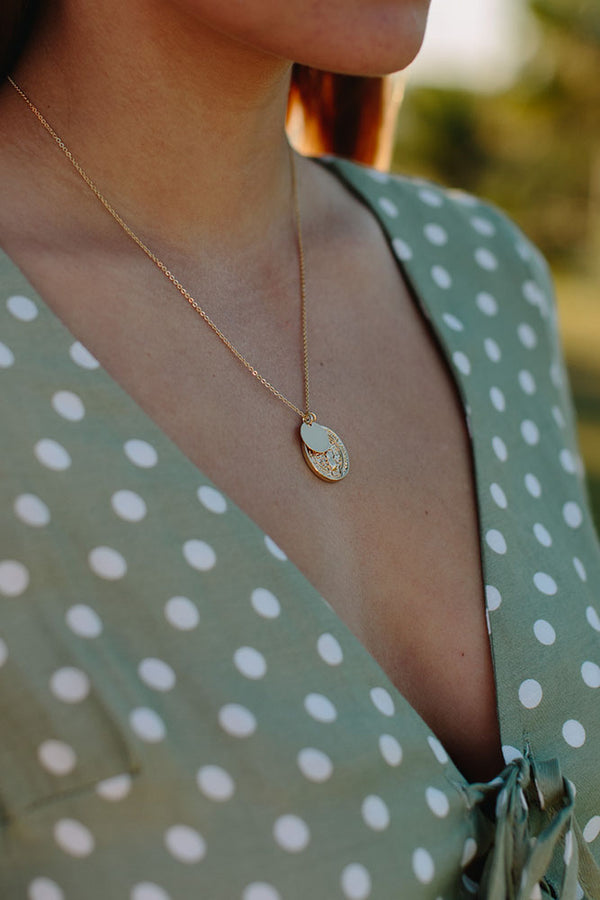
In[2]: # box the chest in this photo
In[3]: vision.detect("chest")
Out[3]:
[19,249,503,783]
[1,179,506,781]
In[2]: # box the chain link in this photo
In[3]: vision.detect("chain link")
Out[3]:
[8,76,313,423]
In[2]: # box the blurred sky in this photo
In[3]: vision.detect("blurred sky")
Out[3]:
[406,0,539,93]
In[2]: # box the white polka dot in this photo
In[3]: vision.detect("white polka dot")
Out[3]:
[427,735,449,764]
[164,596,199,631]
[88,546,127,580]
[419,187,444,207]
[559,449,577,474]
[517,322,538,349]
[476,292,498,316]
[53,818,94,857]
[164,825,206,864]
[378,197,398,218]
[573,557,587,582]
[65,604,103,638]
[471,216,496,236]
[453,351,471,375]
[485,585,502,611]
[234,646,267,679]
[552,406,566,429]
[196,764,235,801]
[563,501,583,529]
[432,265,452,289]
[69,341,99,369]
[533,572,557,595]
[519,679,542,709]
[38,740,77,776]
[370,686,395,717]
[522,279,545,307]
[131,884,171,900]
[378,734,403,766]
[525,473,541,498]
[533,620,556,645]
[490,483,507,509]
[51,390,85,422]
[124,439,158,468]
[0,340,15,367]
[251,587,281,618]
[518,370,536,395]
[367,169,390,183]
[490,387,505,412]
[550,361,563,388]
[425,786,450,817]
[110,489,147,522]
[183,539,216,571]
[14,493,50,526]
[492,436,507,462]
[197,485,227,514]
[273,814,310,852]
[392,237,413,261]
[502,745,523,764]
[129,707,166,742]
[297,747,333,782]
[485,529,507,555]
[0,559,30,596]
[340,863,372,900]
[521,420,540,445]
[461,838,478,867]
[581,662,600,689]
[361,794,390,831]
[50,667,90,703]
[242,885,281,900]
[442,312,464,331]
[138,658,176,692]
[34,438,71,471]
[484,338,502,362]
[533,523,552,547]
[0,637,7,667]
[412,848,435,884]
[475,247,498,270]
[304,692,337,723]
[8,294,38,321]
[264,534,287,560]
[587,607,600,632]
[95,773,132,801]
[424,223,448,245]
[583,817,600,844]
[28,877,65,900]
[563,719,586,748]
[317,633,343,665]
[218,703,256,737]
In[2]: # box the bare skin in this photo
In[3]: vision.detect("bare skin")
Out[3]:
[0,0,504,782]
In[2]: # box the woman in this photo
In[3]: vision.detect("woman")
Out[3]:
[0,1,599,897]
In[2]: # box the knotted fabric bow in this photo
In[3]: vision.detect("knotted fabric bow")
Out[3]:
[464,749,600,899]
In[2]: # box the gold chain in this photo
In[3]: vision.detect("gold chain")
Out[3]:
[8,76,314,423]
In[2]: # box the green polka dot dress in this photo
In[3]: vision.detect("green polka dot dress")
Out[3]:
[1,155,600,900]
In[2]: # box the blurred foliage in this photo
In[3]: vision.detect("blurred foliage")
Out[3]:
[392,0,600,528]
[394,0,600,268]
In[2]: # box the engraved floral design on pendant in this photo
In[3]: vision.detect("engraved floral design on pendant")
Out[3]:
[301,425,349,482]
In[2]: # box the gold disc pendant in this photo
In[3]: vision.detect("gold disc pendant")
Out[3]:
[300,419,349,482]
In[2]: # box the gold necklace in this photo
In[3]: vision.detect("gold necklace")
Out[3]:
[8,76,350,483]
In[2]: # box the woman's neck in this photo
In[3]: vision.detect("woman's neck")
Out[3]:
[5,0,296,259]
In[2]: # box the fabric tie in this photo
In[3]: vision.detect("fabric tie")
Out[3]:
[462,749,600,899]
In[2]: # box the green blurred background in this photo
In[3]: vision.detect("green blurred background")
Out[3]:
[394,0,600,528]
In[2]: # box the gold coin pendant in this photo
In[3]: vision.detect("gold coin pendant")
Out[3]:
[300,422,349,482]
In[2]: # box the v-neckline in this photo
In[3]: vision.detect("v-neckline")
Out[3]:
[1,154,504,785]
